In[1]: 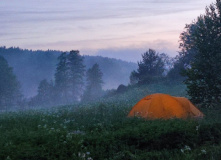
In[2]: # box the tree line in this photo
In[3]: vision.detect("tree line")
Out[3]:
[0,50,104,108]
[0,0,220,109]
[130,0,221,107]
[30,50,103,107]
[0,47,136,98]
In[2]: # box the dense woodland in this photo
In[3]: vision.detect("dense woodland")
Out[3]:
[0,47,138,108]
[0,46,176,108]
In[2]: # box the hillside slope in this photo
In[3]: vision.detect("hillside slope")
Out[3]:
[0,47,137,97]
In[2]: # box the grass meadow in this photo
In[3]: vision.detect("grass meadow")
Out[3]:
[1,83,221,160]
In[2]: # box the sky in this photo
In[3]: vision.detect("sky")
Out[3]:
[0,0,214,62]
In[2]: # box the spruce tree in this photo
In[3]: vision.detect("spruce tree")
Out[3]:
[54,50,85,104]
[37,79,54,106]
[67,50,85,101]
[82,63,103,102]
[54,52,69,104]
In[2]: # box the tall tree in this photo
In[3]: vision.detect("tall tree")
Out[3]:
[130,70,139,85]
[82,63,103,102]
[67,50,85,102]
[54,50,85,104]
[180,0,221,106]
[130,49,165,84]
[29,79,54,107]
[0,55,22,109]
[54,52,69,104]
[166,55,186,82]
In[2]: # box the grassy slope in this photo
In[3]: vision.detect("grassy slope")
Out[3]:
[1,83,221,160]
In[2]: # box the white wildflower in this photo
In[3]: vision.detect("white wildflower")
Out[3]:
[201,149,206,154]
[181,145,191,153]
[184,145,191,151]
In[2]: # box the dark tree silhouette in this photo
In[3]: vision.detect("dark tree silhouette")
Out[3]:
[67,50,85,102]
[130,49,165,85]
[54,52,69,103]
[82,63,103,102]
[0,55,22,109]
[0,47,137,98]
[54,50,85,104]
[180,0,221,106]
[30,79,54,107]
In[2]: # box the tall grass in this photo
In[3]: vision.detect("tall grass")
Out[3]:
[0,83,221,160]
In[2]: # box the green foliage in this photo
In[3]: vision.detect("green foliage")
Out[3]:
[130,70,139,85]
[180,0,221,106]
[54,51,85,104]
[0,47,137,97]
[54,52,69,104]
[0,55,22,109]
[0,83,221,159]
[67,50,85,101]
[130,49,165,85]
[116,84,128,94]
[30,79,54,107]
[166,56,186,82]
[82,63,103,102]
[0,47,60,97]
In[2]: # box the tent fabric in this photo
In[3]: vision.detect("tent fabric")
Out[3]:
[128,93,204,119]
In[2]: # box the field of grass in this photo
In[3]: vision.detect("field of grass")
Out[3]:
[1,83,221,160]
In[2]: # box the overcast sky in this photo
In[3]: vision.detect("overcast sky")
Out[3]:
[0,0,214,62]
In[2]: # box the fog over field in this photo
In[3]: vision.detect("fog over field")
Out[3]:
[1,1,221,159]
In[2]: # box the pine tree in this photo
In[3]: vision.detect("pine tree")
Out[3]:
[67,50,85,102]
[38,79,54,106]
[54,50,85,104]
[82,63,103,101]
[0,55,22,109]
[54,52,69,104]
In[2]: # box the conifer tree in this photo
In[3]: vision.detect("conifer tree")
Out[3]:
[54,50,85,104]
[54,52,69,103]
[82,63,103,101]
[38,79,54,106]
[67,50,85,101]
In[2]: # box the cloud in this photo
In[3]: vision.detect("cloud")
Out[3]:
[0,0,214,61]
[0,0,211,24]
[94,39,178,62]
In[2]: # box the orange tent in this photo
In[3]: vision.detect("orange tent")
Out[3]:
[128,93,204,119]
